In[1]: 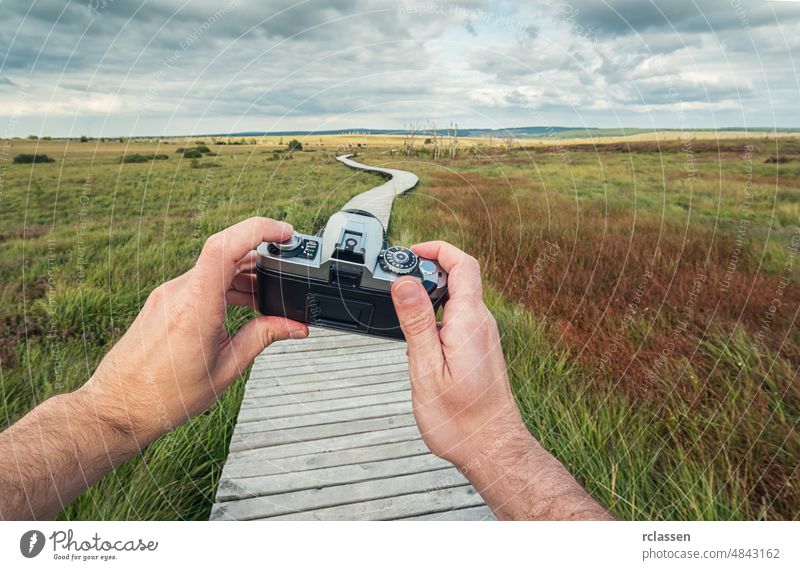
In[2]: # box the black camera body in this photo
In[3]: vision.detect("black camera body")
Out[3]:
[256,209,448,341]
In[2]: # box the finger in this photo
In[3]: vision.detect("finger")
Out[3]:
[237,250,260,274]
[194,217,292,297]
[391,277,444,374]
[231,273,257,293]
[411,241,482,301]
[213,316,308,389]
[226,290,258,310]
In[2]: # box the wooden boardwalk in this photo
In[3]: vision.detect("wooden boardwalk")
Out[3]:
[336,153,419,228]
[210,156,493,521]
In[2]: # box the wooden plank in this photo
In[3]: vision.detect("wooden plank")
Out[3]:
[236,390,410,422]
[268,342,406,364]
[266,336,399,355]
[217,453,452,500]
[234,400,412,429]
[210,467,468,520]
[226,433,428,478]
[228,414,417,452]
[259,487,485,521]
[224,437,431,479]
[247,363,408,386]
[249,349,408,376]
[400,505,496,521]
[230,421,419,459]
[245,370,408,397]
[242,380,409,407]
[247,353,408,381]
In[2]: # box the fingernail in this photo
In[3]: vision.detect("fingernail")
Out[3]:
[277,221,292,234]
[393,279,422,305]
[289,329,308,339]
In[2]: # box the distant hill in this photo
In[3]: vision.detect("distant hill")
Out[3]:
[205,126,800,140]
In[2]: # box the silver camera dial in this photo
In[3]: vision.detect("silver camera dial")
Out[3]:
[380,246,418,274]
[272,232,303,252]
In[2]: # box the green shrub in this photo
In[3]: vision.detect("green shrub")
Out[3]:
[119,153,170,163]
[287,139,303,152]
[179,145,211,154]
[119,154,150,164]
[13,154,55,164]
[182,149,203,159]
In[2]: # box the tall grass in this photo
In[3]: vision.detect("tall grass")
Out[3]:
[0,144,376,519]
[3,137,797,519]
[388,138,799,519]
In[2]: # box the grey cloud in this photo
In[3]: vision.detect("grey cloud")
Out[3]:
[0,0,797,135]
[464,18,478,36]
[561,0,800,37]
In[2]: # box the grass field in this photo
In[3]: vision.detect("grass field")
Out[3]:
[1,134,798,519]
[0,139,376,519]
[389,137,800,519]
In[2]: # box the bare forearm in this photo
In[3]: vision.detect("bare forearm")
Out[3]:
[0,389,140,520]
[463,423,613,521]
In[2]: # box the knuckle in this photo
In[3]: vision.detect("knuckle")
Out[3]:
[473,306,496,328]
[401,308,436,337]
[202,233,225,259]
[146,284,166,306]
[167,297,197,331]
[258,324,277,346]
[167,307,189,330]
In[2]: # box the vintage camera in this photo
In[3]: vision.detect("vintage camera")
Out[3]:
[256,209,447,340]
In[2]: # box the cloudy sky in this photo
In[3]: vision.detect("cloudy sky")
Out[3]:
[1,0,799,137]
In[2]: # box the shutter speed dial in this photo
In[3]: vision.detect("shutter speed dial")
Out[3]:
[380,246,418,274]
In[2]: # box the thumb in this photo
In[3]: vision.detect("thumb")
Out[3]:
[391,277,444,367]
[213,316,308,389]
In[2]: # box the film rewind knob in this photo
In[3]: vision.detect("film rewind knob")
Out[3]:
[273,232,302,252]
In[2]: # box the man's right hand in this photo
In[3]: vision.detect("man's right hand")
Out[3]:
[389,241,528,469]
[390,241,613,520]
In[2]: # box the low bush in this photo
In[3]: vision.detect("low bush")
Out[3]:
[13,154,55,164]
[119,153,170,163]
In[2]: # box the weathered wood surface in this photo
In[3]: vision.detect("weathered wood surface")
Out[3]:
[211,157,493,521]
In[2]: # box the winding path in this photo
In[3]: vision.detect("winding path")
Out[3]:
[336,153,419,228]
[210,155,492,521]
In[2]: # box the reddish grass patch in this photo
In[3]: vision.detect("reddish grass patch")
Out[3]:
[420,154,799,398]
